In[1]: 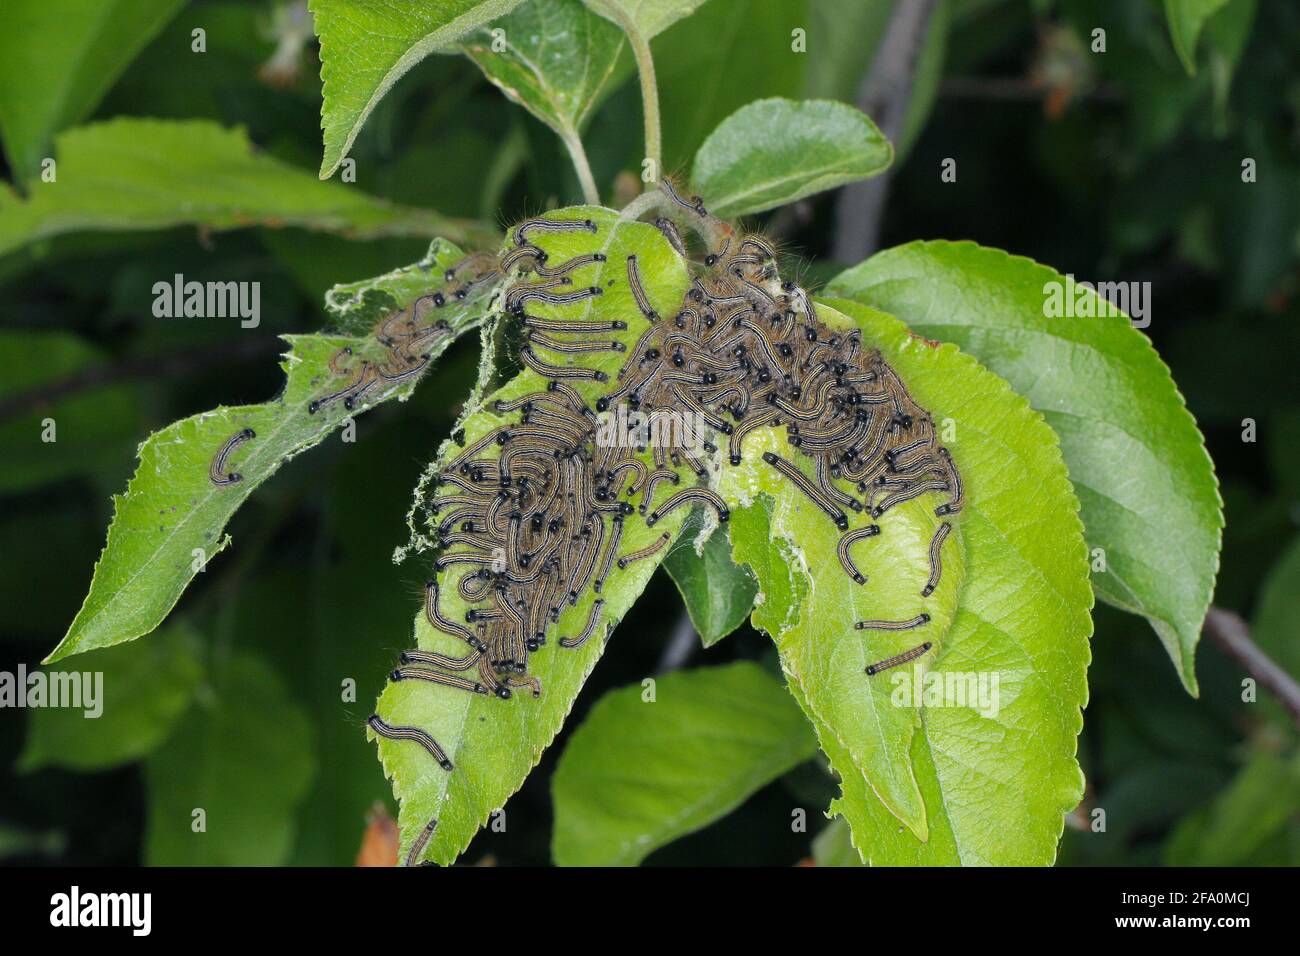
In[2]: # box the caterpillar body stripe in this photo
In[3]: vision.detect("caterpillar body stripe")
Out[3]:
[865,642,933,676]
[209,428,255,486]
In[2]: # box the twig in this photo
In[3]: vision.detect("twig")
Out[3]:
[831,0,940,264]
[0,336,283,423]
[1204,606,1300,728]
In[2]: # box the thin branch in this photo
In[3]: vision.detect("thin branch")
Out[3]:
[0,336,283,423]
[831,0,940,264]
[1204,606,1300,728]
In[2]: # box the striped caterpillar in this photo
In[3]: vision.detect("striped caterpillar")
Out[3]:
[304,184,961,864]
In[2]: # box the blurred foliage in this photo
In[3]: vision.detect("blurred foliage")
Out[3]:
[1,0,1297,866]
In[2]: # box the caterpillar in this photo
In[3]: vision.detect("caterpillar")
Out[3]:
[865,642,933,676]
[922,521,952,597]
[302,182,962,864]
[208,428,255,486]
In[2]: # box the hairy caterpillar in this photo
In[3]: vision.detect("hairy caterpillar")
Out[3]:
[305,183,962,865]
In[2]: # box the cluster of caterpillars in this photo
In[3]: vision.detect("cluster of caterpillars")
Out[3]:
[208,181,963,866]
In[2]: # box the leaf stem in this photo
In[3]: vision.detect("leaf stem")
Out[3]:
[601,6,660,179]
[561,127,601,205]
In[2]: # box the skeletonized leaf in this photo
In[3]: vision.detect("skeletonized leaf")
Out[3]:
[828,240,1220,694]
[49,241,486,663]
[729,300,1091,864]
[373,207,697,866]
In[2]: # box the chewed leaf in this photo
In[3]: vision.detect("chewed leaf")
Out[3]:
[49,242,488,663]
[368,188,1092,868]
[829,240,1220,694]
[806,300,1091,865]
[324,238,471,334]
[723,429,964,840]
[372,207,694,866]
[663,509,757,647]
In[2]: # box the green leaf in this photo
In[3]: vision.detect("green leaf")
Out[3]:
[811,817,863,867]
[655,0,809,169]
[801,0,949,165]
[1163,0,1233,74]
[0,330,142,494]
[461,0,631,143]
[1165,751,1300,865]
[1202,0,1257,129]
[19,624,202,772]
[551,661,817,865]
[373,207,696,866]
[48,240,486,663]
[827,240,1221,695]
[0,0,185,181]
[583,0,712,40]
[691,98,892,218]
[0,118,480,259]
[662,509,757,647]
[144,653,316,865]
[310,0,529,178]
[733,300,1092,864]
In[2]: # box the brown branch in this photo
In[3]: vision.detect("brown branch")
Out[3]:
[831,0,941,264]
[1204,606,1300,728]
[0,335,283,423]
